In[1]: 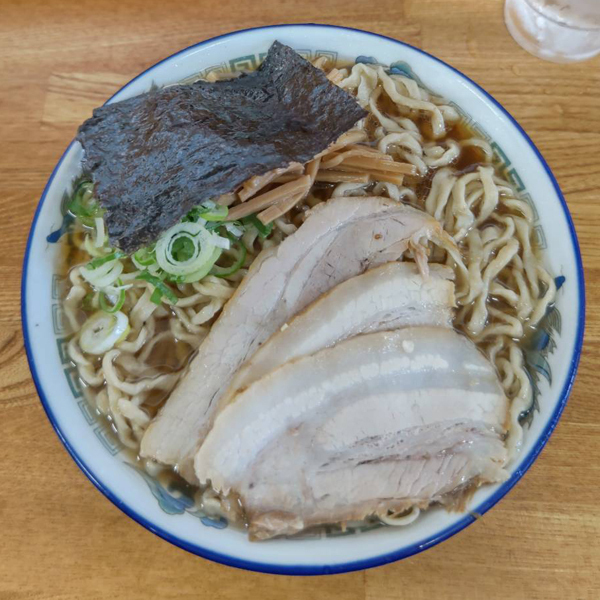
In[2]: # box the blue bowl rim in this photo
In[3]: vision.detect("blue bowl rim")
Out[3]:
[21,23,585,576]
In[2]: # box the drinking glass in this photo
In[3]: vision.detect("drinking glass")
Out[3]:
[504,0,600,63]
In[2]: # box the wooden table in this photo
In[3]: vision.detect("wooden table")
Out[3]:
[1,0,599,597]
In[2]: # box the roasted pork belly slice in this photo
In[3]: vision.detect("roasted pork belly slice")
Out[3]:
[141,197,448,481]
[195,327,508,539]
[219,262,455,411]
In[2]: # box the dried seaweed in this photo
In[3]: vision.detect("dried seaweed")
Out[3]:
[77,41,366,252]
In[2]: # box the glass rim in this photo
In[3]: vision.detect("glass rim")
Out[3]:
[521,0,600,31]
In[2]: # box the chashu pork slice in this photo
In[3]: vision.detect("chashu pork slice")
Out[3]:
[218,262,456,412]
[141,197,450,482]
[195,327,509,540]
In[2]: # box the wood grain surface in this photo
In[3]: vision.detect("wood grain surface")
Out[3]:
[1,0,599,598]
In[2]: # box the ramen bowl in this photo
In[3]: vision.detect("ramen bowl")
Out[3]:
[21,24,584,575]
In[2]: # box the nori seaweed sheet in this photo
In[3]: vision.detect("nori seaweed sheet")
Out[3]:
[76,41,367,253]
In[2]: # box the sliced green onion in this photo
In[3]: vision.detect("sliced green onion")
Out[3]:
[179,247,221,283]
[136,271,179,305]
[86,251,125,270]
[150,287,163,304]
[203,221,223,231]
[117,324,131,345]
[184,202,228,223]
[155,221,219,277]
[224,222,245,238]
[211,239,247,278]
[183,207,203,223]
[211,233,231,250]
[242,215,273,238]
[99,279,126,313]
[79,310,129,355]
[82,254,124,290]
[133,246,156,267]
[67,180,105,228]
[199,204,228,221]
[164,274,187,284]
[84,234,107,258]
[94,217,106,248]
[171,235,196,262]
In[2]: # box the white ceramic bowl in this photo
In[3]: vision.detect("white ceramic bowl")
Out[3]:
[22,24,584,575]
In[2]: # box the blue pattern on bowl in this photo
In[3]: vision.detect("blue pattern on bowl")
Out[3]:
[127,463,228,528]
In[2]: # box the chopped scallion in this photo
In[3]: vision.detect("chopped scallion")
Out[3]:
[86,251,125,270]
[99,280,126,313]
[242,214,273,238]
[184,203,228,223]
[67,180,105,228]
[211,239,247,278]
[133,246,156,267]
[136,271,179,305]
[199,204,229,222]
